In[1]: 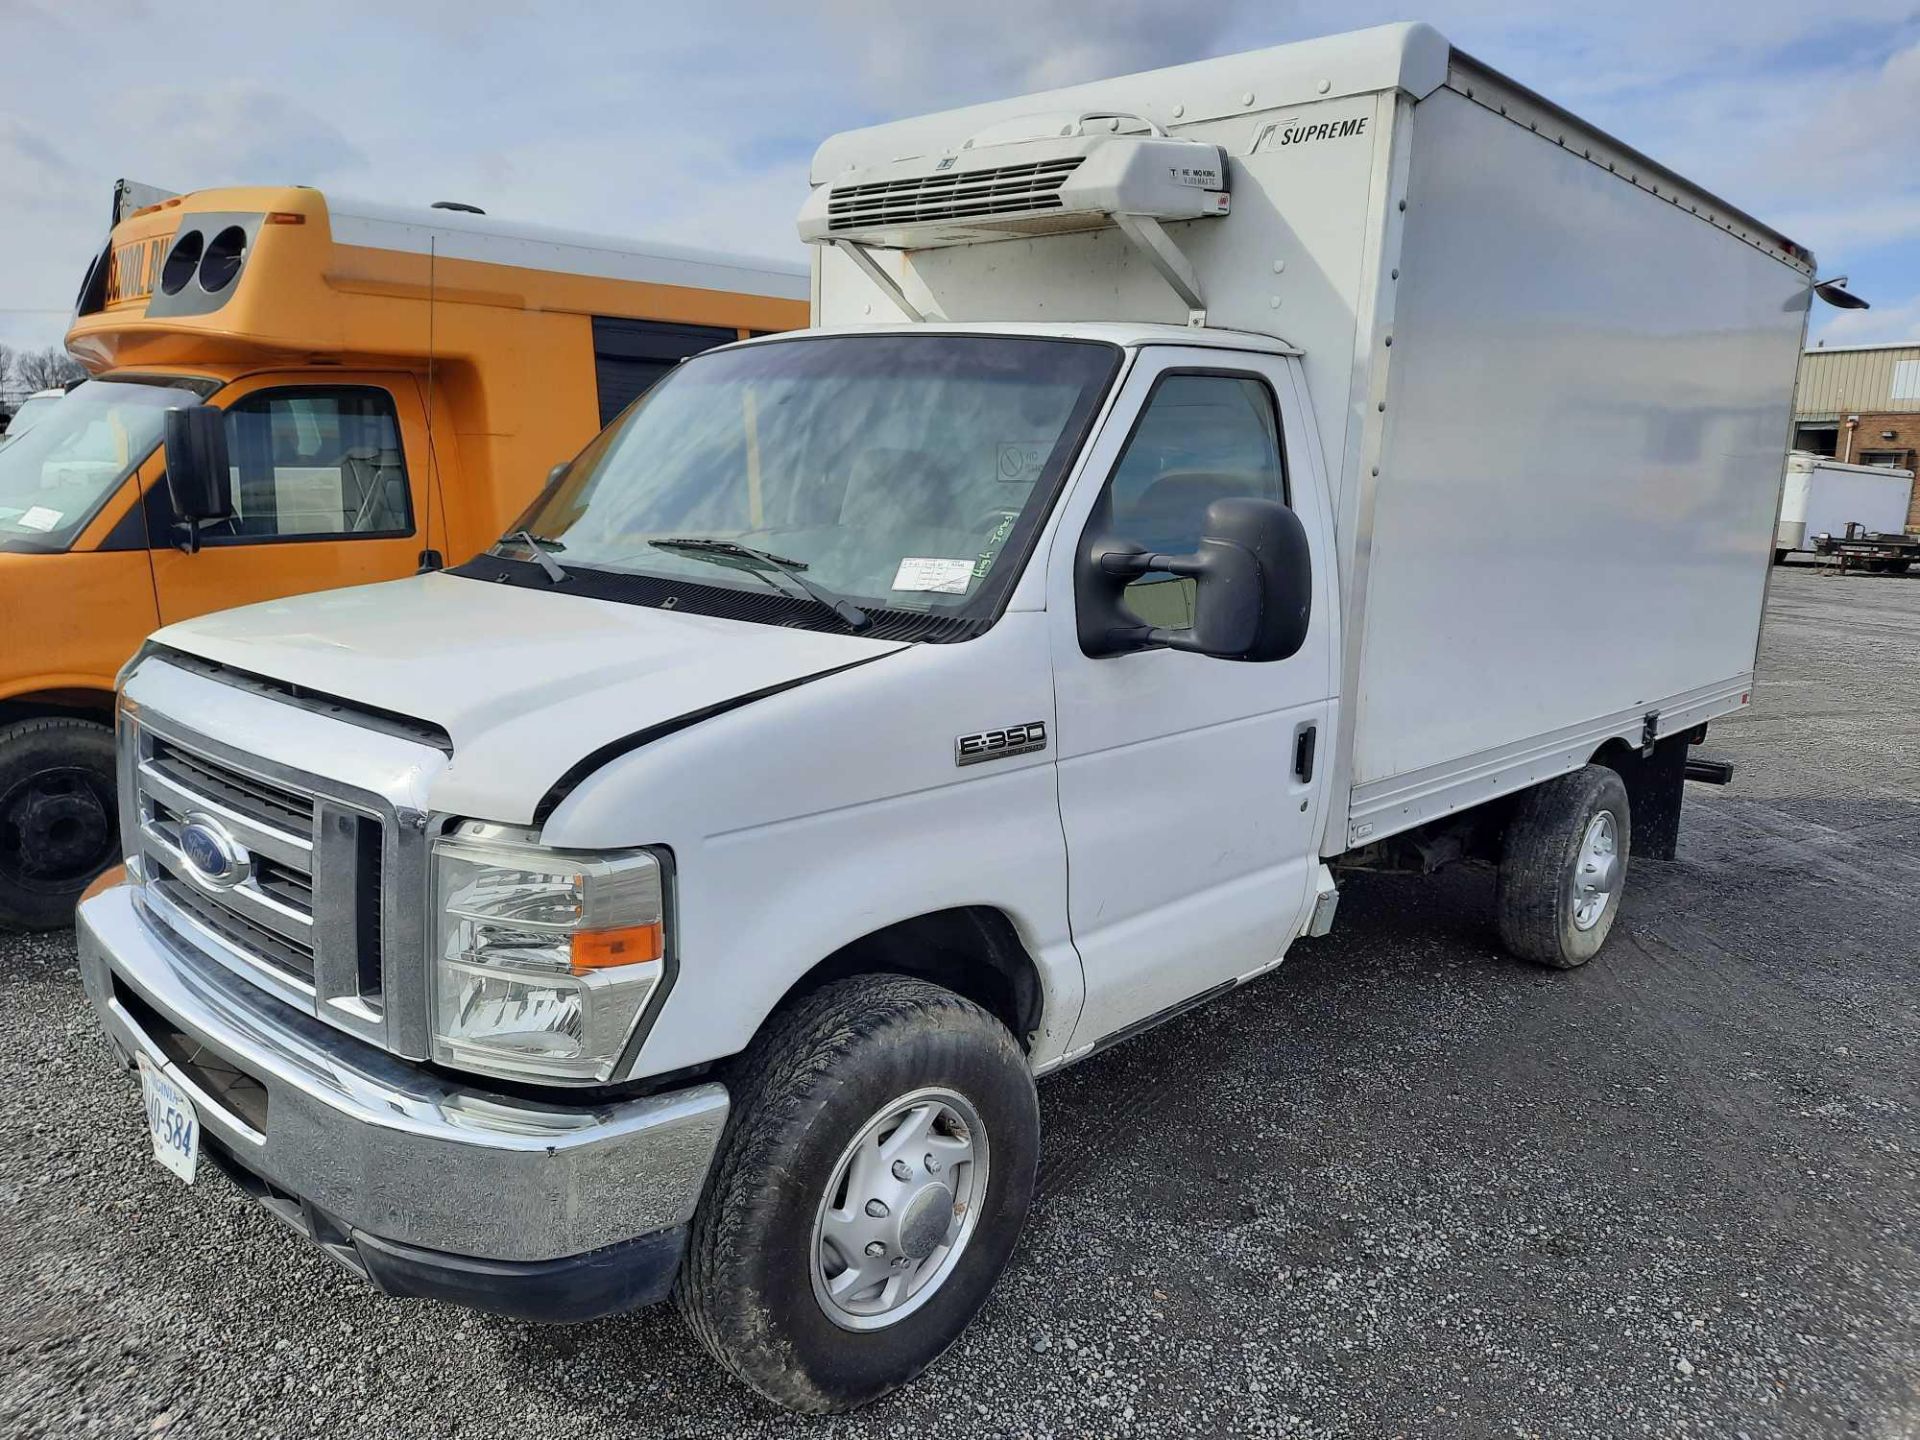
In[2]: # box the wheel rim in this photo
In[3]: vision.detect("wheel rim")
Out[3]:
[1570,809,1622,932]
[0,766,117,892]
[809,1086,989,1332]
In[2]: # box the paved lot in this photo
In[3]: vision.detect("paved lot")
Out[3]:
[2,565,1916,1439]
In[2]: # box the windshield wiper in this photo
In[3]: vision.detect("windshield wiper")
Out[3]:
[503,529,569,583]
[649,536,871,632]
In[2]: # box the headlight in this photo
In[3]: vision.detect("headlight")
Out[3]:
[430,823,668,1085]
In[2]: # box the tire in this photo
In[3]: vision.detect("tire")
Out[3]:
[1495,764,1631,969]
[0,716,120,931]
[676,975,1039,1414]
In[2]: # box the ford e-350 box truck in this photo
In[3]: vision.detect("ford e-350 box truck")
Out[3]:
[77,24,1842,1413]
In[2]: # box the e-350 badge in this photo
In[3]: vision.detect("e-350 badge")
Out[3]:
[954,721,1048,767]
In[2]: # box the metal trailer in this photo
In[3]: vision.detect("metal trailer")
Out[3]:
[1775,451,1917,568]
[1812,524,1920,573]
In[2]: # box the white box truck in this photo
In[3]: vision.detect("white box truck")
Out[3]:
[1775,450,1917,568]
[76,24,1847,1413]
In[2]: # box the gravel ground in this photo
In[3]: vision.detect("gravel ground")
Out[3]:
[2,565,1916,1439]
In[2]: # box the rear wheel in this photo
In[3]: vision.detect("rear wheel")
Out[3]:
[676,975,1039,1414]
[1495,764,1630,968]
[0,717,119,931]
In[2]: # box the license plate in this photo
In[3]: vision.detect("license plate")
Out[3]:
[138,1056,199,1184]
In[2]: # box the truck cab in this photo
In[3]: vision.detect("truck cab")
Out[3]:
[76,24,1826,1416]
[0,184,807,928]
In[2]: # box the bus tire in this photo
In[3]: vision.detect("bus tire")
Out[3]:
[676,975,1039,1414]
[1495,764,1631,969]
[0,716,120,931]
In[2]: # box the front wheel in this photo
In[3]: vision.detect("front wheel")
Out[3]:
[0,716,120,931]
[1495,764,1631,968]
[676,975,1039,1414]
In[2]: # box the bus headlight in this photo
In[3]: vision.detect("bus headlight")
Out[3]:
[429,824,667,1085]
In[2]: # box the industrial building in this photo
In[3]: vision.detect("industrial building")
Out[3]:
[1792,341,1920,532]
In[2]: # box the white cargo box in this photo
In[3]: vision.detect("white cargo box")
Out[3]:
[1777,451,1915,552]
[807,23,1814,852]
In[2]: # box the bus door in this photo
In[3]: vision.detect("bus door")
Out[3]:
[148,373,436,626]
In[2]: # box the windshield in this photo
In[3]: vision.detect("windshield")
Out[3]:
[497,334,1120,632]
[2,394,65,444]
[0,377,206,552]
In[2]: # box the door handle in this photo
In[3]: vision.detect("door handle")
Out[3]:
[1293,723,1317,782]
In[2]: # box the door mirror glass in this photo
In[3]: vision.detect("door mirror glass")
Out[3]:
[1080,495,1311,661]
[162,405,232,528]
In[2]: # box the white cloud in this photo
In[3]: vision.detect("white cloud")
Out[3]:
[104,83,367,185]
[1816,290,1920,346]
[817,0,1271,108]
[0,1,1914,355]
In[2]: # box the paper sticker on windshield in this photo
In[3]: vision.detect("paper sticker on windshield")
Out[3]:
[18,506,62,532]
[893,557,974,594]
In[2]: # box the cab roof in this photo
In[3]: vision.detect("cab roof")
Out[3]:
[727,321,1301,354]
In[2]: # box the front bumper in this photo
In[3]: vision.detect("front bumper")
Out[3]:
[77,882,728,1321]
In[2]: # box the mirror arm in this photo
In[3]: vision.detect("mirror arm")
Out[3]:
[1098,551,1204,578]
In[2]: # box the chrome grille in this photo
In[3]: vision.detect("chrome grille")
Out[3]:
[149,736,312,833]
[826,157,1084,232]
[138,752,318,983]
[128,718,391,1039]
[150,855,316,982]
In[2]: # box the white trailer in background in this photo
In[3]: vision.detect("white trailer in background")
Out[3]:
[78,23,1854,1414]
[1776,451,1917,567]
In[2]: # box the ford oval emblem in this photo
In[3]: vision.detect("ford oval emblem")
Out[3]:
[178,813,250,891]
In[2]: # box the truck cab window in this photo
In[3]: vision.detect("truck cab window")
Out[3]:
[1101,372,1287,628]
[209,390,410,541]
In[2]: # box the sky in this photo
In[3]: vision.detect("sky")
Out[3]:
[2,0,1917,358]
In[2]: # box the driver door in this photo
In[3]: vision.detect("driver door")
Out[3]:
[149,373,433,625]
[1045,349,1338,1049]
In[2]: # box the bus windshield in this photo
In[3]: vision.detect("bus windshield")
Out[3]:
[499,334,1120,630]
[0,377,207,553]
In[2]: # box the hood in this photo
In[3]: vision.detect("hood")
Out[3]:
[147,573,906,822]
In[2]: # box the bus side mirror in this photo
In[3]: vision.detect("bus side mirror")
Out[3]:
[1078,496,1312,662]
[163,406,232,553]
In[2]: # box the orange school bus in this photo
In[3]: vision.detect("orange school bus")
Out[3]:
[0,182,807,928]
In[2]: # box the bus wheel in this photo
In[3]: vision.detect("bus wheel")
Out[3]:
[1495,764,1631,969]
[0,717,119,931]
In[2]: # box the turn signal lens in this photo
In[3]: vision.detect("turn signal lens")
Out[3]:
[571,922,664,973]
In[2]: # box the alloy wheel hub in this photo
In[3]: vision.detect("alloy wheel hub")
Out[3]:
[1571,809,1621,931]
[810,1087,989,1331]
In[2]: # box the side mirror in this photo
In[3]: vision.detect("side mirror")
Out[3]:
[1078,495,1312,662]
[163,406,232,552]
